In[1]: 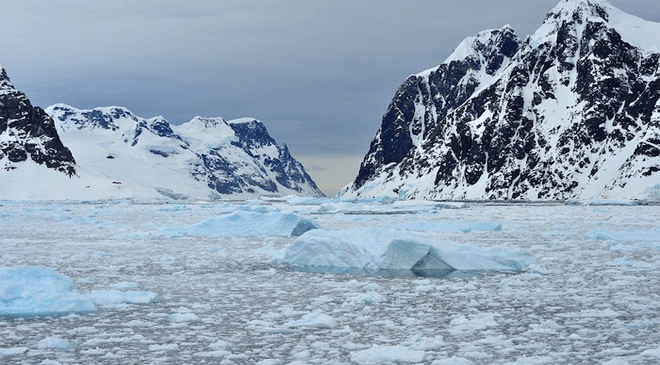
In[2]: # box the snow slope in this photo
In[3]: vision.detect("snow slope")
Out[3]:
[40,104,324,201]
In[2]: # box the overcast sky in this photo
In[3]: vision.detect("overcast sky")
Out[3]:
[1,0,658,195]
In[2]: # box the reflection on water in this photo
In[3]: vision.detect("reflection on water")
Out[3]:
[290,266,510,278]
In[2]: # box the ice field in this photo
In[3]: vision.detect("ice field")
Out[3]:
[1,198,660,364]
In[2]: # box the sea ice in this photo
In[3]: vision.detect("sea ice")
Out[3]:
[1,201,659,364]
[148,344,179,352]
[641,346,660,357]
[39,360,64,365]
[169,307,201,322]
[602,359,630,365]
[0,267,95,317]
[394,221,502,233]
[431,357,473,365]
[208,340,233,349]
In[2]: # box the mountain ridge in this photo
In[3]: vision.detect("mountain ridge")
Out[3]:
[341,0,660,201]
[45,103,325,200]
[0,67,323,200]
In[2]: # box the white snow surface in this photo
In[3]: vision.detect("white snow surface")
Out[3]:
[0,198,659,364]
[535,0,660,53]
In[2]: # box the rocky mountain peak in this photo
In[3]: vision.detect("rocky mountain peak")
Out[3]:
[189,116,227,129]
[0,68,77,177]
[229,118,278,150]
[439,25,520,73]
[545,0,610,23]
[0,66,10,85]
[342,0,660,201]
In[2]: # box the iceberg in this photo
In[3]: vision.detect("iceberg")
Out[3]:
[0,266,96,318]
[275,228,535,277]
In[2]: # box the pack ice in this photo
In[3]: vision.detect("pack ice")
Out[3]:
[275,228,535,276]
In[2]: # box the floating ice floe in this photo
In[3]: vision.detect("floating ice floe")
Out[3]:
[565,200,647,206]
[641,346,660,357]
[283,312,338,329]
[37,337,73,349]
[0,266,96,318]
[350,344,426,363]
[169,307,201,322]
[280,195,464,215]
[274,228,535,277]
[87,289,158,306]
[163,211,305,237]
[0,347,28,356]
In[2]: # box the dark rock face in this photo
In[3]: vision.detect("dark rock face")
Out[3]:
[346,0,660,200]
[193,119,323,196]
[0,68,76,176]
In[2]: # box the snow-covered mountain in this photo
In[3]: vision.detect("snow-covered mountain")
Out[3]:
[341,0,660,201]
[0,67,76,177]
[0,66,323,200]
[44,104,324,200]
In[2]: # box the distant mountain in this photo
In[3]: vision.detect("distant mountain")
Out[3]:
[0,66,323,200]
[0,67,76,177]
[45,104,324,200]
[340,0,660,201]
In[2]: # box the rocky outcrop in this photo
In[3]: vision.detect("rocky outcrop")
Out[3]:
[0,67,76,176]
